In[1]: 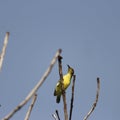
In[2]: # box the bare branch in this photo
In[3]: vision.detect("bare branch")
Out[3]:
[2,49,62,120]
[55,110,60,120]
[83,77,100,120]
[69,75,76,120]
[58,55,63,79]
[52,110,60,120]
[0,32,10,71]
[52,113,58,120]
[24,94,37,120]
[58,56,68,120]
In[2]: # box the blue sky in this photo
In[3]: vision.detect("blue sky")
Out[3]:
[0,0,120,119]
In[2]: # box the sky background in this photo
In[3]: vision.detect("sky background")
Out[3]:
[0,0,120,120]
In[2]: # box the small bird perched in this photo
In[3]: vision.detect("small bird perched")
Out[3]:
[54,65,74,103]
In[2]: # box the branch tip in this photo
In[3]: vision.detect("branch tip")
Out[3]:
[6,32,10,36]
[58,49,62,53]
[97,77,100,84]
[83,77,100,120]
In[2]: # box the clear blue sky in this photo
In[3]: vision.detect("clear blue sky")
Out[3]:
[0,0,120,120]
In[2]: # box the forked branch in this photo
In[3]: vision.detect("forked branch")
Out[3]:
[2,49,62,120]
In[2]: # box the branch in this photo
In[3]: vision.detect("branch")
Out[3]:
[52,114,58,120]
[55,110,60,120]
[0,32,10,71]
[2,49,62,120]
[58,56,68,120]
[83,77,100,120]
[52,110,60,120]
[69,75,76,120]
[24,94,37,120]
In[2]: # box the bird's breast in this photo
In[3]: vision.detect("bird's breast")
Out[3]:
[63,74,71,89]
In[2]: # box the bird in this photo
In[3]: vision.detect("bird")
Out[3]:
[54,65,74,103]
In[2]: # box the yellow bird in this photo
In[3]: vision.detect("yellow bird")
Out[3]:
[54,65,74,103]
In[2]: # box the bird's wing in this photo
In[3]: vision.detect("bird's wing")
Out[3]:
[54,81,62,96]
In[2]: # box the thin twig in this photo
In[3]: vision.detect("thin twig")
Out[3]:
[58,56,68,120]
[69,75,76,120]
[2,49,62,120]
[58,55,63,80]
[24,94,37,120]
[52,110,60,120]
[52,113,58,120]
[83,77,100,120]
[0,32,10,71]
[56,110,60,120]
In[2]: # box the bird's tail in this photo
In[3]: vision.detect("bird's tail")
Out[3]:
[56,95,61,103]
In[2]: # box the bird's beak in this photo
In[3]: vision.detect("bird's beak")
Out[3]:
[67,64,70,68]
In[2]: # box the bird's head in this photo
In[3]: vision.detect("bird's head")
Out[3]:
[67,65,74,75]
